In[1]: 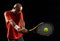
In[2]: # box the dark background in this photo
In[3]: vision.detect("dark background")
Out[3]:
[0,0,59,41]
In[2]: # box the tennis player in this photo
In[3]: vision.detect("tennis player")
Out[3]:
[4,3,28,41]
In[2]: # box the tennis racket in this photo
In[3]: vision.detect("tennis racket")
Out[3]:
[28,22,54,36]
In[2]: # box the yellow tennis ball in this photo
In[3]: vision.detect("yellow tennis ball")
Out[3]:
[43,27,48,33]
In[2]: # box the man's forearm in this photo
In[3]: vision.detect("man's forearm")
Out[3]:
[8,19,21,31]
[20,19,25,28]
[9,19,16,26]
[21,21,25,29]
[22,22,25,28]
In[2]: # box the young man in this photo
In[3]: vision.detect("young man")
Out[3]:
[4,3,28,41]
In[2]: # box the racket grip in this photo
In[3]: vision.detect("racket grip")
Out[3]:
[29,27,37,32]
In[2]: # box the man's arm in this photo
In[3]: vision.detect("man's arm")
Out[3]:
[4,11,28,33]
[20,12,25,29]
[4,11,21,31]
[8,19,22,31]
[19,12,28,33]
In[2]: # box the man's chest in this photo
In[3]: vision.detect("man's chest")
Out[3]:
[10,13,20,22]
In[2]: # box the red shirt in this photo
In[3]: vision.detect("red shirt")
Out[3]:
[4,10,24,39]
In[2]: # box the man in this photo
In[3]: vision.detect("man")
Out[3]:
[4,3,28,41]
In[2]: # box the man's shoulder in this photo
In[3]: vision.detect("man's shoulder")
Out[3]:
[4,10,11,16]
[4,10,11,13]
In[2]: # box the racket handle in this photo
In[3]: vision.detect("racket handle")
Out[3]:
[29,27,37,31]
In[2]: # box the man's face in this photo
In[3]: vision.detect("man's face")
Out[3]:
[14,4,22,12]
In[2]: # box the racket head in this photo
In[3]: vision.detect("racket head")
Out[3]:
[36,22,54,36]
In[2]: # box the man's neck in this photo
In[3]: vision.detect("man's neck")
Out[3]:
[11,10,19,14]
[14,11,19,14]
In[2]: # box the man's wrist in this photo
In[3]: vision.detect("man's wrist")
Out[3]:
[14,25,20,31]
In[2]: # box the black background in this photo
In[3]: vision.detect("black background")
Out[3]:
[0,0,59,41]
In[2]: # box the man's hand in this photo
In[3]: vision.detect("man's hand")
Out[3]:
[21,28,28,33]
[18,28,28,33]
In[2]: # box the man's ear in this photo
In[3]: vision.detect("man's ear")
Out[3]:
[20,6,23,10]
